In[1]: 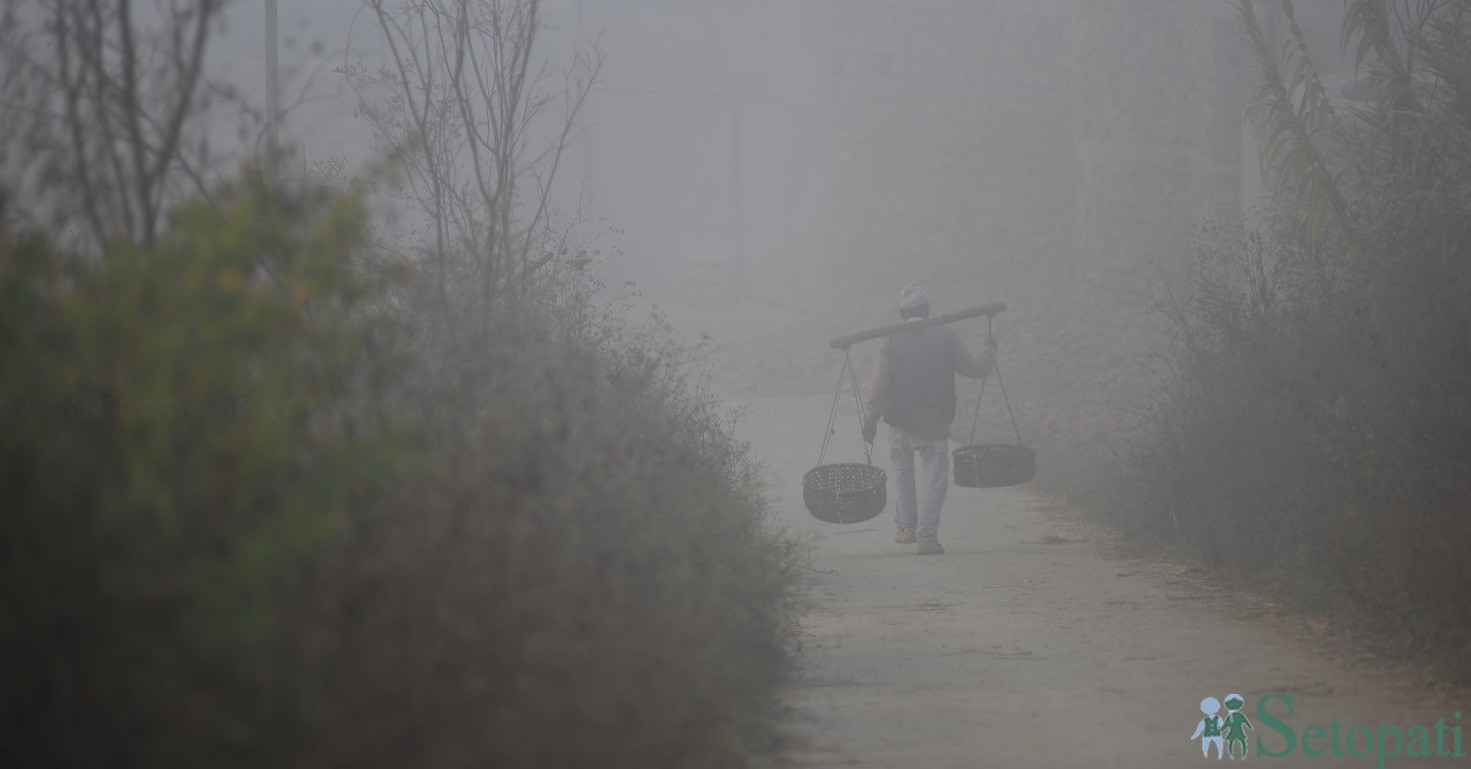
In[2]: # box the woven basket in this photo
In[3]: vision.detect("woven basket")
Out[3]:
[803,463,887,524]
[953,443,1036,488]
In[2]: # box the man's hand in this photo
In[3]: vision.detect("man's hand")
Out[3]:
[862,422,877,445]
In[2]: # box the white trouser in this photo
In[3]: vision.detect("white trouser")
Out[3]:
[888,424,949,542]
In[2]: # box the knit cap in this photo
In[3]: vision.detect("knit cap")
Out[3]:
[899,282,928,310]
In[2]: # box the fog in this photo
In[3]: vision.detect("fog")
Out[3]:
[207,0,831,308]
[7,1,1466,766]
[204,2,1350,336]
[200,2,1340,413]
[6,0,1361,325]
[216,1,1354,343]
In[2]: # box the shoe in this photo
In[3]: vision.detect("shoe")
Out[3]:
[895,527,917,544]
[917,539,944,556]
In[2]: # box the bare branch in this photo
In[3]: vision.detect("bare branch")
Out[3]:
[354,0,602,353]
[4,0,228,249]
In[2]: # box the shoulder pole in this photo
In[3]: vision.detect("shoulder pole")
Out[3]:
[828,302,1007,350]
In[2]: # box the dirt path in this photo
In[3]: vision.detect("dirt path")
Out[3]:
[732,394,1463,769]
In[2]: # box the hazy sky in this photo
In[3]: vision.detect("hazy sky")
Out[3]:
[210,1,834,304]
[210,1,827,163]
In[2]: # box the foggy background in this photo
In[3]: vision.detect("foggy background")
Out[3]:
[211,0,831,309]
[9,2,1470,766]
[204,0,1360,478]
[211,1,1340,313]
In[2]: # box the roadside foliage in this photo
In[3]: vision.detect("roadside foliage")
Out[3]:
[1101,0,1471,674]
[0,178,800,768]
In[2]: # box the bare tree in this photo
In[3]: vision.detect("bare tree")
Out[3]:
[347,0,602,354]
[0,0,229,249]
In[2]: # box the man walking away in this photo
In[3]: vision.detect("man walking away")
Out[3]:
[861,283,995,555]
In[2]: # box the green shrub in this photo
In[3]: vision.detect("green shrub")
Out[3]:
[0,179,407,767]
[1,176,802,767]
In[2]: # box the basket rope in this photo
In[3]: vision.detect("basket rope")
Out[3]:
[817,347,874,467]
[967,316,1025,447]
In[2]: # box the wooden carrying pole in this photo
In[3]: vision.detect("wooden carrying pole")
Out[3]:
[828,302,1007,350]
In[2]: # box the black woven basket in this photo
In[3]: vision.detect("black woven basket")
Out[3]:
[953,443,1036,488]
[803,463,887,524]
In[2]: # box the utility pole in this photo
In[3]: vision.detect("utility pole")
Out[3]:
[265,0,280,163]
[729,95,744,306]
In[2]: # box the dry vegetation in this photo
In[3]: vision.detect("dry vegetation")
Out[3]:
[1094,0,1471,677]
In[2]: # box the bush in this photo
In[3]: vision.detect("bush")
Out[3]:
[0,179,406,767]
[294,309,801,769]
[0,178,802,767]
[1100,1,1471,673]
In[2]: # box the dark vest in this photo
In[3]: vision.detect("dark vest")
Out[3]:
[884,324,957,427]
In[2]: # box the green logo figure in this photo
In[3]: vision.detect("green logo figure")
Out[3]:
[1222,693,1254,759]
[1192,696,1226,759]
